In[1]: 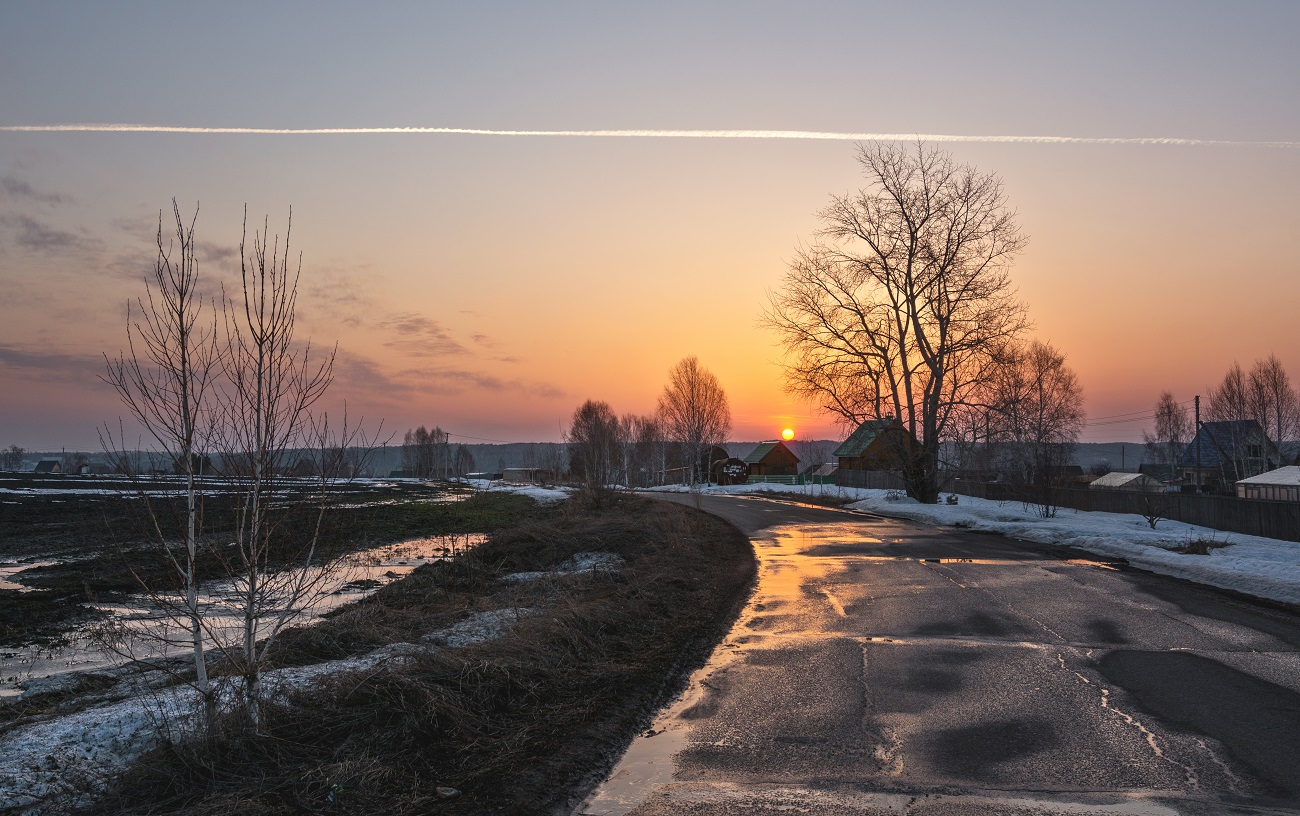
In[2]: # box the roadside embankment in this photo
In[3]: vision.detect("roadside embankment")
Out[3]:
[53,492,755,815]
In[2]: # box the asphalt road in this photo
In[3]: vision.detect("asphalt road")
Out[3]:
[578,493,1300,816]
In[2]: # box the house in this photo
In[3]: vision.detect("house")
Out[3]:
[502,467,554,484]
[743,440,800,477]
[833,418,913,471]
[1177,420,1279,491]
[1089,471,1165,492]
[33,460,62,474]
[1236,466,1300,502]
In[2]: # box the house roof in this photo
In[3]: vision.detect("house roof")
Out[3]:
[1090,471,1158,489]
[1236,466,1300,487]
[832,418,903,458]
[1176,420,1275,469]
[743,441,798,464]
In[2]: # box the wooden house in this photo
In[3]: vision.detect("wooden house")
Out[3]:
[833,418,913,472]
[743,441,800,476]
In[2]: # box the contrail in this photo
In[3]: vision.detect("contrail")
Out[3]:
[1,124,1297,147]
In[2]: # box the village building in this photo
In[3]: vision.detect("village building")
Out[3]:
[1236,466,1300,502]
[832,418,912,472]
[743,440,800,477]
[33,460,62,474]
[1089,471,1166,492]
[1177,420,1279,491]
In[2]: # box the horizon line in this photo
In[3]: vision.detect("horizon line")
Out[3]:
[2,124,1299,148]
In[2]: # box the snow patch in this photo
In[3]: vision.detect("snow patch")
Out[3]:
[501,552,625,583]
[646,482,1300,606]
[0,607,541,813]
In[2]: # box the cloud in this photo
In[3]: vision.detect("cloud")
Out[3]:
[0,343,105,384]
[380,312,468,357]
[0,176,68,205]
[331,353,564,400]
[0,214,101,253]
[3,124,1299,148]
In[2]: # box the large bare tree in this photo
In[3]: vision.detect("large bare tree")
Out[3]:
[103,200,221,726]
[657,357,732,485]
[765,142,1029,502]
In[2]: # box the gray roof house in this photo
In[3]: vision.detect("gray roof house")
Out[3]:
[1177,420,1278,488]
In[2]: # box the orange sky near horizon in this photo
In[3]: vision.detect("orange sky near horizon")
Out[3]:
[2,4,1299,451]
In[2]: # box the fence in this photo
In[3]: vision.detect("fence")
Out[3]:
[834,470,906,490]
[949,480,1300,543]
[746,474,838,486]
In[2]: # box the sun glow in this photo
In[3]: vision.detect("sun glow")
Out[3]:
[781,428,795,441]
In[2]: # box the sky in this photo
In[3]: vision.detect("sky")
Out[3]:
[2,1,1299,450]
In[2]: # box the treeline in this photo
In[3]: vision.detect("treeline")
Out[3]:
[566,356,732,490]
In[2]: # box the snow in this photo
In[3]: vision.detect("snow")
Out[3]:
[501,552,625,583]
[460,479,571,505]
[0,607,540,813]
[646,482,1300,607]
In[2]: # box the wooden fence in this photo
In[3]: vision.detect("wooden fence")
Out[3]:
[949,480,1300,543]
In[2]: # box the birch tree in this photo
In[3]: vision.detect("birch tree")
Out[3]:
[657,357,732,485]
[102,200,221,726]
[216,208,339,731]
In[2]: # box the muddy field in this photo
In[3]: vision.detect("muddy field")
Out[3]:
[0,474,534,648]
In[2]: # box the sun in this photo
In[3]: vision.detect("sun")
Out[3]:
[781,428,795,441]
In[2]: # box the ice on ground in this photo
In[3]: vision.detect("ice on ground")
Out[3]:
[501,551,625,583]
[0,606,540,814]
[646,482,1300,607]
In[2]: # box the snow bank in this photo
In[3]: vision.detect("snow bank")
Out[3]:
[460,479,570,505]
[646,483,1300,607]
[0,608,541,813]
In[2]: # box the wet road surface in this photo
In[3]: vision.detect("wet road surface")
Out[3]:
[578,493,1300,815]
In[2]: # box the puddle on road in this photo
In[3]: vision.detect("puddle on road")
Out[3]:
[0,534,484,698]
[580,522,883,815]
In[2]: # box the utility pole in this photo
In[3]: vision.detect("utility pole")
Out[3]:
[1194,395,1202,493]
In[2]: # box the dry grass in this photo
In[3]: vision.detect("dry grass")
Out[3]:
[87,494,755,815]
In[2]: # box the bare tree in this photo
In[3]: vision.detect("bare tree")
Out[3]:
[215,208,345,731]
[1,445,23,471]
[988,340,1085,517]
[1207,361,1276,482]
[1248,354,1299,449]
[401,425,450,478]
[1207,362,1250,424]
[764,142,1029,502]
[657,357,732,485]
[627,413,669,487]
[102,201,221,725]
[566,399,625,493]
[452,444,476,477]
[1142,392,1191,483]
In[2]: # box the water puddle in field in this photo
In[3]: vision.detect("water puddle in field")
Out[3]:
[0,562,58,592]
[0,534,483,698]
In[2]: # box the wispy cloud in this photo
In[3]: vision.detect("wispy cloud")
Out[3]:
[0,343,105,383]
[380,313,468,357]
[2,124,1298,148]
[0,214,101,253]
[0,176,68,205]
